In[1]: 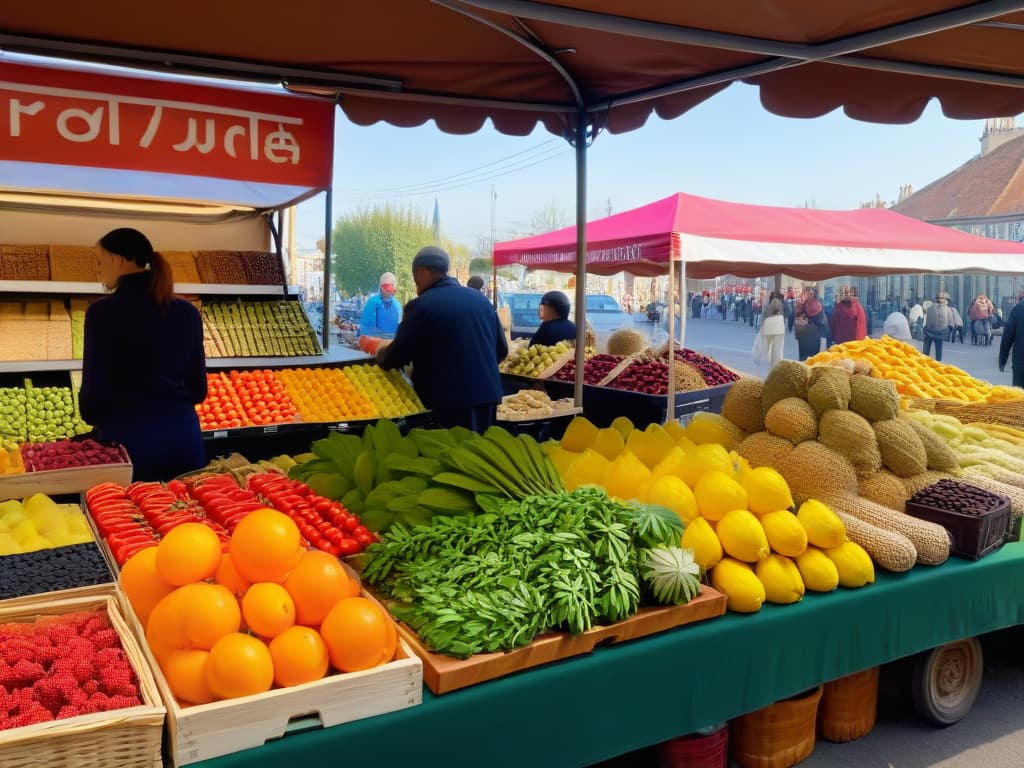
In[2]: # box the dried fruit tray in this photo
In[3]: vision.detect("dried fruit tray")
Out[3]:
[0,595,164,768]
[906,479,1012,560]
[121,590,422,766]
[393,584,726,695]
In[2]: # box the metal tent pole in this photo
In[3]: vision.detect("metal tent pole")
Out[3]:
[322,188,333,351]
[666,256,675,424]
[573,113,588,409]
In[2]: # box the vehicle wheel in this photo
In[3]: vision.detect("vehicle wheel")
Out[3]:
[911,638,984,727]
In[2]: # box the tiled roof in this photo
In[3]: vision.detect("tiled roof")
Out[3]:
[892,133,1024,221]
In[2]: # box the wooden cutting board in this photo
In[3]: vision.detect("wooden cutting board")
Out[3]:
[395,584,727,695]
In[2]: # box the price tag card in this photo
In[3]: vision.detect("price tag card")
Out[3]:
[213,430,228,439]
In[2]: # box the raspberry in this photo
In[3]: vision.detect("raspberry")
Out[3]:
[103,694,141,711]
[45,624,77,646]
[90,629,121,651]
[94,648,126,668]
[56,637,96,661]
[81,679,99,696]
[97,665,137,698]
[77,615,109,639]
[9,660,45,688]
[0,662,16,692]
[0,639,37,666]
[56,704,81,720]
[50,656,95,686]
[32,674,80,715]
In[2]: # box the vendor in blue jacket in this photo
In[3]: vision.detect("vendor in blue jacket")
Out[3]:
[376,246,508,432]
[359,272,402,336]
[530,290,576,347]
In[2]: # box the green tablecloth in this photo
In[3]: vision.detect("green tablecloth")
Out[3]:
[197,542,1024,768]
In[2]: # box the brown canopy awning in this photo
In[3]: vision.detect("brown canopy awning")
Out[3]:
[2,1,1023,136]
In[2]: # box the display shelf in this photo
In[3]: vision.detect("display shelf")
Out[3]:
[0,279,105,294]
[201,411,434,442]
[0,280,288,296]
[0,359,82,373]
[205,355,328,369]
[177,283,287,296]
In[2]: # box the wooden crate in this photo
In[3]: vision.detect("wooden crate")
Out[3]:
[0,594,164,768]
[397,584,727,695]
[121,590,422,766]
[0,460,133,502]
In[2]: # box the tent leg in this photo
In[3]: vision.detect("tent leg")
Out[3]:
[322,187,333,352]
[573,113,588,410]
[666,258,675,424]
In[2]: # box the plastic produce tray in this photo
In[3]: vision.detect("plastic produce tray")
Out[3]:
[905,479,1012,560]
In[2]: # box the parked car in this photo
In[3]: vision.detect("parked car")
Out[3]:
[503,291,632,351]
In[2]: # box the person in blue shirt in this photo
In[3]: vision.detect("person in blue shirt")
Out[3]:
[376,247,507,432]
[530,291,576,347]
[80,228,207,481]
[359,272,402,336]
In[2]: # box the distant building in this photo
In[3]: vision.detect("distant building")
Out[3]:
[892,117,1024,242]
[888,117,1024,314]
[292,248,325,301]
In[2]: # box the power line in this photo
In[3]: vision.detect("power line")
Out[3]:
[337,146,570,201]
[350,138,562,195]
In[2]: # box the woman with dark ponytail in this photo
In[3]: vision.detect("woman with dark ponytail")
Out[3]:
[80,227,207,480]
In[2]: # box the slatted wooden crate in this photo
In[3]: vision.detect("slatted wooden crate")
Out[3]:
[195,251,247,285]
[162,251,202,285]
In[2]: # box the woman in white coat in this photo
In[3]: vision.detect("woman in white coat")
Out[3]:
[760,291,787,367]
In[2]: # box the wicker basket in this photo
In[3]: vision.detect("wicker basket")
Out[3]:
[0,595,164,768]
[0,245,50,280]
[817,667,879,743]
[906,397,1024,428]
[49,245,99,283]
[730,686,823,768]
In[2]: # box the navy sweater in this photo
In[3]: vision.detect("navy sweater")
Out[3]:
[80,272,207,479]
[530,318,576,347]
[377,276,507,410]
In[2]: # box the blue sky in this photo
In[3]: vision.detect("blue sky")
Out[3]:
[294,82,992,253]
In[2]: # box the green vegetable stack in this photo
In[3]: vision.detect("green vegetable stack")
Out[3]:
[362,487,700,658]
[288,421,565,531]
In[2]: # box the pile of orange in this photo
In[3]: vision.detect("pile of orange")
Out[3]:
[805,336,1023,403]
[119,510,397,705]
[277,367,379,422]
[228,369,299,426]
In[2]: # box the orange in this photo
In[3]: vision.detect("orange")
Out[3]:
[214,554,252,598]
[268,626,329,687]
[205,633,274,699]
[319,597,397,673]
[181,582,241,650]
[241,582,296,638]
[146,588,189,664]
[156,523,223,586]
[229,509,302,584]
[283,551,354,626]
[163,648,215,705]
[119,546,175,624]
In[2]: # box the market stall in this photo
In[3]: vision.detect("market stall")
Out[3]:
[189,541,1024,768]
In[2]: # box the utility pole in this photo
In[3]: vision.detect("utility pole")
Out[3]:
[490,185,498,307]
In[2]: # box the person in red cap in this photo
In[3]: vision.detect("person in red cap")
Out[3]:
[359,271,402,337]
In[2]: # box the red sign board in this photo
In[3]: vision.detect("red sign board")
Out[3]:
[0,61,334,189]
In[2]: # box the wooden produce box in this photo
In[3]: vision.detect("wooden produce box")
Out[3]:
[0,594,164,768]
[398,584,727,695]
[122,592,423,766]
[0,459,132,502]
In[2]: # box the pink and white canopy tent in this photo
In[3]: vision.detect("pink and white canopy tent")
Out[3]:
[493,192,1024,280]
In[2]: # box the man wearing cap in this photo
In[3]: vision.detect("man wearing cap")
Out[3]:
[376,246,508,432]
[359,272,402,337]
[530,291,576,347]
